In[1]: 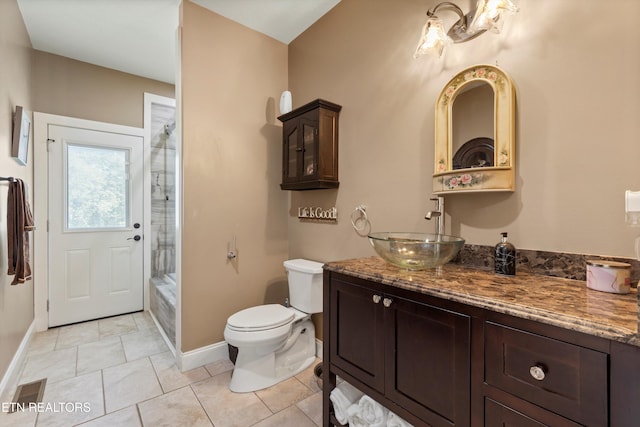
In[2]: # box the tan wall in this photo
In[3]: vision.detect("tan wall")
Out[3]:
[0,0,34,382]
[180,1,289,351]
[32,50,174,128]
[287,0,640,265]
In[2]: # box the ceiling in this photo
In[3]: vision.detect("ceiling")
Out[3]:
[17,0,341,84]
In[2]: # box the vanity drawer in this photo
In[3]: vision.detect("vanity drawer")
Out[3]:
[484,322,607,426]
[485,398,581,427]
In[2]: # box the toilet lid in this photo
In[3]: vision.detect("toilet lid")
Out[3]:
[227,304,295,332]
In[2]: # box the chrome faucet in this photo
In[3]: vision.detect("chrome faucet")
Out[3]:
[425,196,445,235]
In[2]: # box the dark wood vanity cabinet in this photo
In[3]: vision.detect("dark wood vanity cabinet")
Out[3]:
[277,99,341,190]
[323,269,640,427]
[326,273,471,427]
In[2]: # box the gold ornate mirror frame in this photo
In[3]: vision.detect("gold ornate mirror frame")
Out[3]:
[433,64,515,194]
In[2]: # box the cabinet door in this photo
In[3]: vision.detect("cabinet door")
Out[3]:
[385,296,471,426]
[281,116,318,184]
[330,278,385,392]
[300,117,318,180]
[282,119,300,186]
[317,107,338,181]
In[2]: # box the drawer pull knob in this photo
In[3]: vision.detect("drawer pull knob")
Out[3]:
[529,365,546,381]
[372,295,381,304]
[383,298,393,307]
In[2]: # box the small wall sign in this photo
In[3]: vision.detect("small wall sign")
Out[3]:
[298,206,337,222]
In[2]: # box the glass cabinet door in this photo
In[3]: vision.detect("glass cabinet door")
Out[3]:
[286,127,298,180]
[301,119,317,178]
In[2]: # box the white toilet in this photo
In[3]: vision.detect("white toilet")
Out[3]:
[224,259,323,392]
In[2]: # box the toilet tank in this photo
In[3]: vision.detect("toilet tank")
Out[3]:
[284,259,324,314]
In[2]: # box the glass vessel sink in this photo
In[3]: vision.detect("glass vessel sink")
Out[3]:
[368,232,465,270]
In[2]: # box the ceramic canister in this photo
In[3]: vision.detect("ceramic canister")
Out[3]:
[279,91,292,115]
[586,260,631,294]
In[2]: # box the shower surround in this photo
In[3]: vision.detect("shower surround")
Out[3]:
[149,101,176,346]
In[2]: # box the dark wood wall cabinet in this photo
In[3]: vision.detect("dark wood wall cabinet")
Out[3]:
[323,270,640,427]
[277,99,341,190]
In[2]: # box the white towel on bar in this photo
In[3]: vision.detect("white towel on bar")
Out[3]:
[329,381,364,425]
[387,411,414,427]
[357,395,389,427]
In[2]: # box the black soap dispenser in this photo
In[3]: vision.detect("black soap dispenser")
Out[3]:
[494,232,516,275]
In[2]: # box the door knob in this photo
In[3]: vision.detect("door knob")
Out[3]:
[127,235,141,241]
[372,295,381,304]
[383,298,393,307]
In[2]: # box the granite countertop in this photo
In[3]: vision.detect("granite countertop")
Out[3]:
[324,257,640,347]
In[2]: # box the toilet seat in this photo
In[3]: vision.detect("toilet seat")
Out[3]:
[226,304,295,332]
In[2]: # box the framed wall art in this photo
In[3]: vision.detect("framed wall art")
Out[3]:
[12,105,30,166]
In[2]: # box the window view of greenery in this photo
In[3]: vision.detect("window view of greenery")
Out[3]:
[67,144,128,229]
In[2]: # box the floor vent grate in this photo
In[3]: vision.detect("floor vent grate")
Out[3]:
[9,378,47,413]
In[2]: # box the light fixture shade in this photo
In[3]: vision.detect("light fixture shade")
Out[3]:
[469,0,519,34]
[414,16,451,58]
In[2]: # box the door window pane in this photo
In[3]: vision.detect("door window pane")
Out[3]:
[66,144,129,229]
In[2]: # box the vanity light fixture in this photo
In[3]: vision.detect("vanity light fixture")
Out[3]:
[414,0,519,58]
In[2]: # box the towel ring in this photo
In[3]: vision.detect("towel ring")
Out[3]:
[350,205,368,233]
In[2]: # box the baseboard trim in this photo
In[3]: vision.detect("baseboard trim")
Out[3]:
[177,337,323,373]
[177,340,229,372]
[0,320,36,402]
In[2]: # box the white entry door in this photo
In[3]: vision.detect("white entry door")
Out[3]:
[48,125,144,327]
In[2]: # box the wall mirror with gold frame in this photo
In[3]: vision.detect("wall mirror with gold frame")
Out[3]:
[433,65,515,194]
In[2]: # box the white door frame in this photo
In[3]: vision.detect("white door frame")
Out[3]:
[33,113,146,331]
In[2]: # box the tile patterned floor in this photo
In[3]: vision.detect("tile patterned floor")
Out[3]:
[1,312,323,426]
